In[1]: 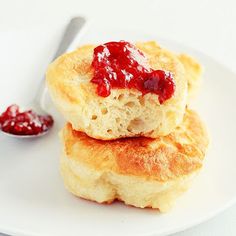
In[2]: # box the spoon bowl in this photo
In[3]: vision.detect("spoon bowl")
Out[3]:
[0,17,86,138]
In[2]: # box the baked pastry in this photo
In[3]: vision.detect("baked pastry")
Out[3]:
[47,41,187,140]
[178,54,202,102]
[60,109,209,212]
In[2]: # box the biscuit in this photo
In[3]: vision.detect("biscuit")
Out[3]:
[47,41,187,140]
[178,54,202,102]
[60,109,209,212]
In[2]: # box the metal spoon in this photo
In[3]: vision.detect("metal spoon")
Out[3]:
[1,17,86,138]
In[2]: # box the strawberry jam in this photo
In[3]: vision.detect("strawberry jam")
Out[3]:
[91,41,175,104]
[0,104,53,136]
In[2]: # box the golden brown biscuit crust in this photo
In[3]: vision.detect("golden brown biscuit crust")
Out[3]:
[62,109,209,182]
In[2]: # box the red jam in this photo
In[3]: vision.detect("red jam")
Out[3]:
[0,104,53,136]
[91,41,175,104]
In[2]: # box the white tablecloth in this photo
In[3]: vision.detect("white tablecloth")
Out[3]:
[1,0,235,235]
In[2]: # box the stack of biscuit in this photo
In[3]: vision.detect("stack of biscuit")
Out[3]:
[46,41,209,212]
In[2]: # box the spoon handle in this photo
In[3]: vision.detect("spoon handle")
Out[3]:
[35,17,86,109]
[52,17,86,60]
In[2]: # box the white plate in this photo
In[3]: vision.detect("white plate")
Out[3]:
[1,26,236,236]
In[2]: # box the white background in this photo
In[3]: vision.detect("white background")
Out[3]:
[0,0,236,235]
